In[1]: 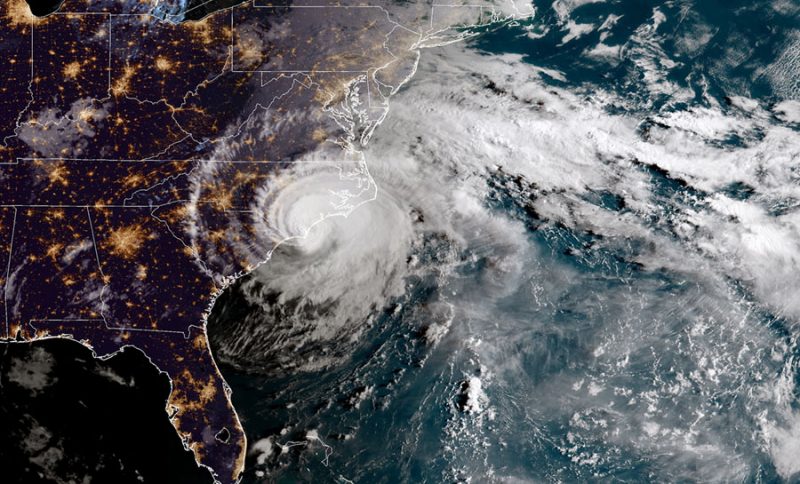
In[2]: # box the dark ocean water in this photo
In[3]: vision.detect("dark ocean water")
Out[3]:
[209,183,788,482]
[2,0,798,482]
[0,340,212,483]
[209,1,800,481]
[474,0,796,106]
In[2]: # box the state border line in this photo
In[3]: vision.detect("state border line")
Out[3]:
[0,157,357,165]
[3,207,17,339]
[0,203,317,211]
[27,318,190,336]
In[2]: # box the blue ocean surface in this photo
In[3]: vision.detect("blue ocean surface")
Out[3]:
[208,0,800,481]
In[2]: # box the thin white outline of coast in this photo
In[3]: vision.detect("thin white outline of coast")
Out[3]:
[199,0,538,323]
[0,0,535,483]
[189,2,536,482]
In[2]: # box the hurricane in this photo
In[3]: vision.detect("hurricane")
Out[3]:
[205,1,800,482]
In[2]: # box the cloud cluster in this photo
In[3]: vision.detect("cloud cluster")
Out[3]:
[212,13,800,479]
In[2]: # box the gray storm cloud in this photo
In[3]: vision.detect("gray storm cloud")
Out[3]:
[210,39,800,480]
